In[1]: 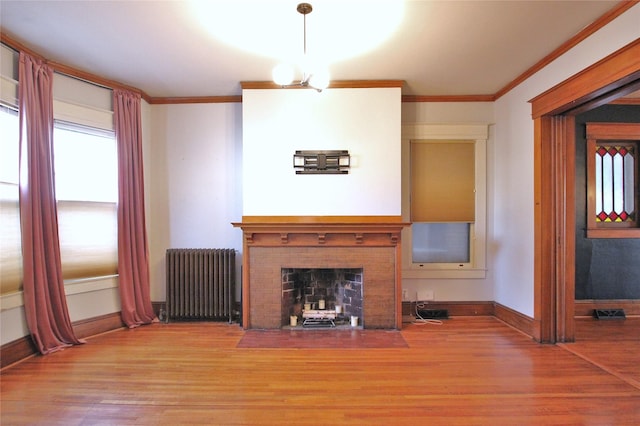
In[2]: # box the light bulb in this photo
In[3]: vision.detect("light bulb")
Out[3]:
[272,63,294,86]
[308,68,330,91]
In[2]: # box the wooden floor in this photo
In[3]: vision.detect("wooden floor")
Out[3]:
[1,317,639,425]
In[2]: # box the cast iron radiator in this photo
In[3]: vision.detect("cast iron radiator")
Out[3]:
[166,248,235,322]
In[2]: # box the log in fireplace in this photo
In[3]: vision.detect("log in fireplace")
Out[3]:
[232,216,408,329]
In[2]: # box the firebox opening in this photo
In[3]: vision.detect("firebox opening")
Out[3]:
[282,268,363,328]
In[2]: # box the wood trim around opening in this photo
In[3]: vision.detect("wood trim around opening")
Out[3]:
[531,38,640,343]
[533,116,559,343]
[530,38,640,118]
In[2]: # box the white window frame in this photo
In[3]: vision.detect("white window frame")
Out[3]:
[52,75,117,289]
[401,124,488,279]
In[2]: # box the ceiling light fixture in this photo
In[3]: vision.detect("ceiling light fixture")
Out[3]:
[272,3,329,92]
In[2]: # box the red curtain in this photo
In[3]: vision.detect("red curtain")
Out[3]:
[114,89,157,327]
[18,52,83,354]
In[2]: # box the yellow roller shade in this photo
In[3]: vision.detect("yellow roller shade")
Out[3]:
[411,140,475,222]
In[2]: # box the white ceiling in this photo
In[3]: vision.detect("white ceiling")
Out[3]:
[0,0,628,99]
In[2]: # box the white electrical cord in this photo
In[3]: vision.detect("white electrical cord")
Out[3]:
[412,301,443,325]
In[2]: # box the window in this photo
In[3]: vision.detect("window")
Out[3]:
[51,72,117,282]
[586,122,640,238]
[402,125,488,279]
[0,43,21,296]
[0,105,22,295]
[412,222,470,263]
[53,122,118,280]
[411,140,474,264]
[0,45,117,306]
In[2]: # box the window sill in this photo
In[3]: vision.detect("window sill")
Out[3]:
[64,275,119,295]
[0,276,120,312]
[586,228,640,239]
[402,268,487,279]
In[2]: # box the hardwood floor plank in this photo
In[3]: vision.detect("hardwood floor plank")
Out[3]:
[2,318,639,425]
[237,328,408,348]
[559,317,640,390]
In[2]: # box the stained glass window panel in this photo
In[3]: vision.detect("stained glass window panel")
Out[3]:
[595,145,635,223]
[624,153,635,218]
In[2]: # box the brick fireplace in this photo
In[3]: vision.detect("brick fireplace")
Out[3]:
[233,216,408,329]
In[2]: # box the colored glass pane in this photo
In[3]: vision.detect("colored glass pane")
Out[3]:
[595,145,635,223]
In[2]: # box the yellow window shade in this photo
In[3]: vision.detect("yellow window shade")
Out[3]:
[411,140,475,222]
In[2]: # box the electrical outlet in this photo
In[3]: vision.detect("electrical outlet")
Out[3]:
[418,290,434,301]
[402,289,417,301]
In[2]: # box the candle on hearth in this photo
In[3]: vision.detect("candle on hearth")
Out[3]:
[318,299,325,310]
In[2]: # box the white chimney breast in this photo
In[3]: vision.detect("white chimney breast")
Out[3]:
[241,87,401,216]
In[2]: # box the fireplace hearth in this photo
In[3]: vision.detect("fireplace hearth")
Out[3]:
[233,216,408,329]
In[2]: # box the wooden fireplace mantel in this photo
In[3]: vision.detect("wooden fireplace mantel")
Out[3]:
[232,216,410,329]
[232,216,409,246]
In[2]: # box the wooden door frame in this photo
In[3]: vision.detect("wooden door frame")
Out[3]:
[529,39,640,343]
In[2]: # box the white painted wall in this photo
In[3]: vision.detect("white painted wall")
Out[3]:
[492,4,640,317]
[0,276,122,345]
[401,102,494,125]
[146,102,244,302]
[242,88,401,216]
[0,304,28,344]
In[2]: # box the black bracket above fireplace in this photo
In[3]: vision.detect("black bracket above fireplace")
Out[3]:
[293,150,350,174]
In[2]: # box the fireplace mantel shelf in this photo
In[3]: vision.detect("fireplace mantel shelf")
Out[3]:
[232,216,409,246]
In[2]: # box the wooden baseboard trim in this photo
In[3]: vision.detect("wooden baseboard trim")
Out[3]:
[73,312,126,340]
[0,335,38,370]
[403,300,535,340]
[575,299,640,317]
[402,301,496,327]
[405,301,495,317]
[494,302,534,339]
[1,312,125,370]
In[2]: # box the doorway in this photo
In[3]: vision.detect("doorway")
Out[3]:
[530,39,640,343]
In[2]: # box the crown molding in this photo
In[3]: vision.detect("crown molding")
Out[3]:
[402,95,495,103]
[240,80,404,90]
[148,96,242,104]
